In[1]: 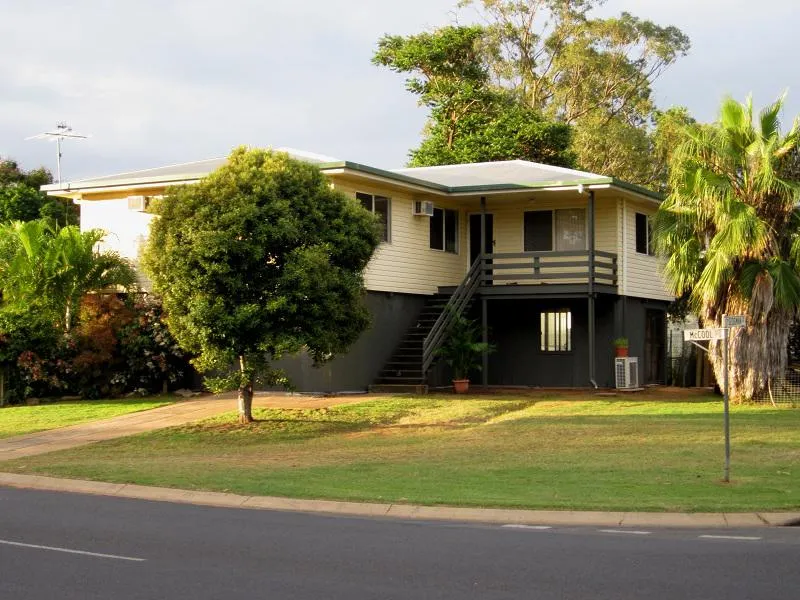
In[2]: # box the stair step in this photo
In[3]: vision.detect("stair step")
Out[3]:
[380,371,424,379]
[369,384,429,394]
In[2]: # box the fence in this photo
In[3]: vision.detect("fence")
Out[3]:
[751,369,800,407]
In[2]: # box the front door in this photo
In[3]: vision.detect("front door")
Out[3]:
[644,309,666,384]
[469,213,494,283]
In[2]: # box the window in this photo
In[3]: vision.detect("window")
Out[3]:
[635,212,654,255]
[430,207,458,253]
[524,209,586,252]
[524,211,552,251]
[357,192,390,242]
[540,310,572,352]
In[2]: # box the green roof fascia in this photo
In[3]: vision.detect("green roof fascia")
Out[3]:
[41,173,204,193]
[609,178,665,203]
[318,160,451,192]
[447,176,613,194]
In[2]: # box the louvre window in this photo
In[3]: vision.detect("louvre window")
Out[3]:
[540,310,572,352]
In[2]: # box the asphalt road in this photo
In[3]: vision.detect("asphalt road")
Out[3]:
[1,487,798,599]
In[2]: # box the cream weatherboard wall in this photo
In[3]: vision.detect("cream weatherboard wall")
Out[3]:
[618,198,673,301]
[333,181,466,295]
[478,194,618,285]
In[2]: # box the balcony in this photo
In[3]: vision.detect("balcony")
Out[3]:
[438,251,618,298]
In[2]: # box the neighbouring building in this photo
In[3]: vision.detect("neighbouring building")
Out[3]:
[43,149,673,392]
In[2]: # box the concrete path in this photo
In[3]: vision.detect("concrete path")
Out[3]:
[0,393,370,461]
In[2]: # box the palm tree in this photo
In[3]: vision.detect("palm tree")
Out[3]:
[653,94,800,401]
[0,220,136,331]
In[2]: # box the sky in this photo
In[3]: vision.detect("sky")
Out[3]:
[1,0,798,181]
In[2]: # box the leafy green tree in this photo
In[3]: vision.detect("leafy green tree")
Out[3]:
[0,158,77,225]
[0,220,136,332]
[142,148,381,423]
[653,94,800,401]
[649,107,697,193]
[411,93,574,167]
[375,2,691,185]
[374,26,573,167]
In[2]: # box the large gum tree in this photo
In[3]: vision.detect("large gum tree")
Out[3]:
[654,95,800,401]
[143,148,380,423]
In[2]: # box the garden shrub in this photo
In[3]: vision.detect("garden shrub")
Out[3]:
[0,306,65,404]
[0,294,186,403]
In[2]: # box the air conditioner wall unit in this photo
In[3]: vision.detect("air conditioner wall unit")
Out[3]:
[615,357,639,389]
[412,200,435,217]
[127,195,149,212]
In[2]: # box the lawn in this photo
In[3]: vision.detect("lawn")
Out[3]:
[0,396,174,439]
[5,392,800,512]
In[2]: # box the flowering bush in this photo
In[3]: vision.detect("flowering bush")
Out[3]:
[0,307,65,403]
[0,294,187,403]
[116,296,186,393]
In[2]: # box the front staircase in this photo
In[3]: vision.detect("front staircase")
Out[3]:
[369,257,484,394]
[369,294,451,393]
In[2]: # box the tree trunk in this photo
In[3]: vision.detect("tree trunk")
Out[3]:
[707,309,791,402]
[238,355,254,424]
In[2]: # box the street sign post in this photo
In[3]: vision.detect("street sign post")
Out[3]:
[683,314,746,483]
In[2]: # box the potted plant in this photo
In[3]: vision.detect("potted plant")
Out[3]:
[614,337,629,357]
[436,315,494,393]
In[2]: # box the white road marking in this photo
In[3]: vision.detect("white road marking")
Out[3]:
[0,538,146,562]
[698,535,762,541]
[598,529,651,535]
[501,524,553,530]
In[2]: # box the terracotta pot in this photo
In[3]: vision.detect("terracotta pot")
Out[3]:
[615,347,629,357]
[452,379,470,394]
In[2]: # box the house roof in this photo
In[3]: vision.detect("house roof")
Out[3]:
[40,148,340,192]
[393,160,604,188]
[42,149,662,202]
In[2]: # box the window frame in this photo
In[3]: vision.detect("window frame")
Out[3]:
[356,191,391,243]
[430,206,459,254]
[523,208,588,252]
[540,309,573,353]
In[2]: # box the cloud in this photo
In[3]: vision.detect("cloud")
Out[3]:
[1,0,798,181]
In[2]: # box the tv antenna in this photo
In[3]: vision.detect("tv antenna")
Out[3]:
[26,122,90,183]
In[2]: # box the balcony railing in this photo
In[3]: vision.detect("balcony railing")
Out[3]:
[479,250,617,287]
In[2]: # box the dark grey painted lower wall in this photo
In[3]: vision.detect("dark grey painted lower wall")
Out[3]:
[266,291,426,393]
[428,295,667,389]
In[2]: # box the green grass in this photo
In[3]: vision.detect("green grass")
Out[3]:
[0,396,174,439]
[5,393,800,512]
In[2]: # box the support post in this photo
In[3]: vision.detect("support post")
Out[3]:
[482,297,489,387]
[480,196,487,277]
[480,196,489,387]
[587,190,597,388]
[722,324,731,483]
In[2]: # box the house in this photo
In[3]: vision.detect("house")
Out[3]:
[42,150,673,391]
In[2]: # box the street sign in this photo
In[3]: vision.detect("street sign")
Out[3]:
[723,315,746,328]
[684,328,726,342]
